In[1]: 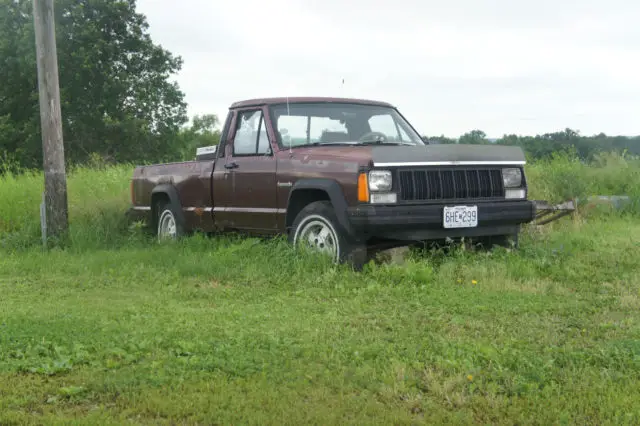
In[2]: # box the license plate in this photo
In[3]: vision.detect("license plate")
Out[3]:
[443,205,478,228]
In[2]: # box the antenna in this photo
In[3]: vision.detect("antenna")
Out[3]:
[286,95,291,154]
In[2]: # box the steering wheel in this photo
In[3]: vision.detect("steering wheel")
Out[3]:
[359,131,388,143]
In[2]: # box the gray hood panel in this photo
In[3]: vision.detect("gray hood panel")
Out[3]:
[371,144,526,166]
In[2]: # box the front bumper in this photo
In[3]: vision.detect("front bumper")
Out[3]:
[347,200,536,241]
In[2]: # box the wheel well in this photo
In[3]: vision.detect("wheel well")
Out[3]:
[286,189,331,229]
[150,192,170,229]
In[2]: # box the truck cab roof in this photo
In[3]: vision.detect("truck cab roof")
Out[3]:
[229,97,394,109]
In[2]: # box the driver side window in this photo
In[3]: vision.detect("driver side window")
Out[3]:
[233,110,272,155]
[368,114,411,142]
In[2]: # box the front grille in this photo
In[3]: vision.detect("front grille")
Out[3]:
[397,168,504,202]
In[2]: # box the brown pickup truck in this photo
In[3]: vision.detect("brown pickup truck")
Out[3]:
[128,97,535,269]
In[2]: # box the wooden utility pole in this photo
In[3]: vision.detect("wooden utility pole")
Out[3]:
[33,0,68,244]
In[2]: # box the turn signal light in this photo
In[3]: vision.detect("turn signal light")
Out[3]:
[357,172,369,202]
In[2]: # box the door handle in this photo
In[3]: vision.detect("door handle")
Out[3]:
[224,162,238,169]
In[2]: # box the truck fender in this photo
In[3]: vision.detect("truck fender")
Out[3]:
[151,184,187,229]
[286,179,355,237]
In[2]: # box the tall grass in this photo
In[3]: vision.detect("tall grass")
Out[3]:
[1,152,638,251]
[0,164,139,251]
[526,151,640,202]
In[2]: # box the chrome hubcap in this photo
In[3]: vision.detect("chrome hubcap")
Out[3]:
[158,210,177,239]
[296,218,338,259]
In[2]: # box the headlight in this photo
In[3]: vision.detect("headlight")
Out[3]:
[502,168,522,188]
[368,170,392,192]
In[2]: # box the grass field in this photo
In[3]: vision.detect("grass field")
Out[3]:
[1,153,639,424]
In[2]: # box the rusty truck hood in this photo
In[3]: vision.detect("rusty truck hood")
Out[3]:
[288,143,526,168]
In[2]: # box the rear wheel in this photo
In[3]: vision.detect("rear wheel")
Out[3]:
[156,201,184,240]
[289,201,367,270]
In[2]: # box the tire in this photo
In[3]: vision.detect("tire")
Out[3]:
[289,200,367,270]
[156,201,185,240]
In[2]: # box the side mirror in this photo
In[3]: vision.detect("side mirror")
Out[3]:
[196,145,217,161]
[421,136,431,144]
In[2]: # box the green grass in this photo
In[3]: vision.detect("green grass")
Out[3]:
[525,151,640,204]
[1,153,639,424]
[0,164,136,251]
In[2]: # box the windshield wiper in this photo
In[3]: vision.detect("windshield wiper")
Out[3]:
[303,140,416,147]
[308,141,359,146]
[359,140,415,146]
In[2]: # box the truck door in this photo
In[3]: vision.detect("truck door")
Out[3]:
[211,111,235,229]
[216,107,278,232]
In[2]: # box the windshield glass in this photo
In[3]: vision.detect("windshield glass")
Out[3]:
[269,102,424,147]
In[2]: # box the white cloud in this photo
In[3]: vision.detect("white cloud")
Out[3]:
[137,0,639,137]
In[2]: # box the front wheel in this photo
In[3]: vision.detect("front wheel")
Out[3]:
[289,201,366,270]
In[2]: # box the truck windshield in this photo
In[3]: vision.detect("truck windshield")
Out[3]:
[269,102,425,147]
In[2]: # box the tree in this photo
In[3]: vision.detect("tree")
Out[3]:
[0,0,188,170]
[459,130,489,145]
[177,114,221,160]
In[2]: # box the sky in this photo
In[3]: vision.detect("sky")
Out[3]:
[136,0,639,138]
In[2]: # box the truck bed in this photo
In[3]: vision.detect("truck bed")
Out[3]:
[129,159,216,230]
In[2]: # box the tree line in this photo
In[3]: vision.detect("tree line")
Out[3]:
[425,129,640,162]
[1,0,637,175]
